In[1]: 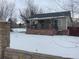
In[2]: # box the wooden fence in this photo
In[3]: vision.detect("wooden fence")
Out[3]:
[68,27,79,36]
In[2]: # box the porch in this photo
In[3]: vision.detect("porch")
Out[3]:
[26,18,58,35]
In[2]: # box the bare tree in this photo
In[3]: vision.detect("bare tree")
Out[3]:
[0,0,15,20]
[54,0,79,20]
[20,0,43,22]
[62,0,79,19]
[27,0,36,15]
[20,8,30,22]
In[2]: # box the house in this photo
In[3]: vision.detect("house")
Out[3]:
[26,11,72,35]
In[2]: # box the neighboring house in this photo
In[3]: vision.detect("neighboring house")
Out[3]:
[73,22,79,27]
[26,11,72,35]
[72,18,79,27]
[16,20,25,28]
[8,18,25,28]
[8,18,17,28]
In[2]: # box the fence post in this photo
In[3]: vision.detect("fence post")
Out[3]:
[0,20,10,59]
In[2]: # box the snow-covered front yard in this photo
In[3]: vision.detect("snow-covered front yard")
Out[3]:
[10,28,79,59]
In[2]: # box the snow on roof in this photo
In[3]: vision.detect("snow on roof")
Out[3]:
[16,20,25,24]
[12,28,26,32]
[10,29,79,59]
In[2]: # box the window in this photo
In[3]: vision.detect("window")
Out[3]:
[30,20,49,29]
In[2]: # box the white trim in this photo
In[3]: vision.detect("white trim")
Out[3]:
[66,18,68,30]
[28,16,66,20]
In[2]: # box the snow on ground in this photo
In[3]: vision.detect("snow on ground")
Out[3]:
[10,28,79,59]
[12,28,26,32]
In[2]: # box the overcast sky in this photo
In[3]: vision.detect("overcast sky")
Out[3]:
[15,0,66,12]
[9,0,79,19]
[13,0,67,18]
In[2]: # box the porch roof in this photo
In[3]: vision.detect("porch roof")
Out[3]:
[28,11,71,20]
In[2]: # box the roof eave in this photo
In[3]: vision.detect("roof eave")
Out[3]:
[28,16,66,20]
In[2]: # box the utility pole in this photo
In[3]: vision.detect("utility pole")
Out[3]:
[71,0,74,20]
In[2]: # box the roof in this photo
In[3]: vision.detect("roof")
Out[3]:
[29,11,71,19]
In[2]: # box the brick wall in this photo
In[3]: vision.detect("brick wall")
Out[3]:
[27,28,57,35]
[26,28,69,35]
[5,48,71,59]
[0,21,10,59]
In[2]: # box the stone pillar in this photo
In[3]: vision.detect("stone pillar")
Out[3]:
[0,20,10,59]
